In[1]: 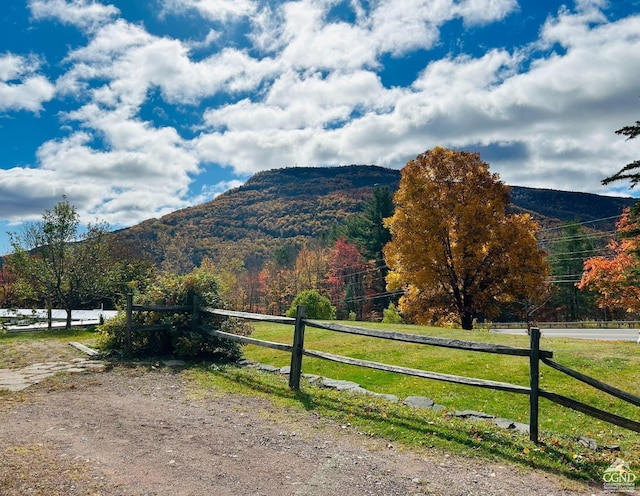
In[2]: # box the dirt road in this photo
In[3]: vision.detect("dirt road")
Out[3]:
[0,363,597,496]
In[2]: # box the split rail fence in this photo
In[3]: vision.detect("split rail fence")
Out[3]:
[124,296,640,444]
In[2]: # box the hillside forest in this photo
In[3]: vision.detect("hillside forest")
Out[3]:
[1,156,639,328]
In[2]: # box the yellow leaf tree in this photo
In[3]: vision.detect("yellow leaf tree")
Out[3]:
[384,147,549,330]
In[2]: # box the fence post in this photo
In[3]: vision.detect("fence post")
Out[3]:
[529,327,541,444]
[191,294,199,333]
[125,293,133,358]
[289,305,306,391]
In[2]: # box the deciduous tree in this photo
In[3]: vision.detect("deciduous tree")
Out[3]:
[8,197,141,328]
[578,208,640,315]
[327,238,368,319]
[384,147,549,330]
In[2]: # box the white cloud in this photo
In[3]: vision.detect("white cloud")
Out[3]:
[0,54,55,112]
[3,0,640,238]
[455,0,518,26]
[193,179,245,204]
[0,167,62,222]
[30,128,198,226]
[61,19,278,107]
[187,29,222,50]
[28,0,120,31]
[195,4,640,196]
[161,0,257,21]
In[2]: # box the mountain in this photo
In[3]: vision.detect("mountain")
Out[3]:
[114,165,636,271]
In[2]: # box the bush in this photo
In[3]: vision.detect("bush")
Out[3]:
[382,303,403,324]
[98,263,252,361]
[285,290,336,320]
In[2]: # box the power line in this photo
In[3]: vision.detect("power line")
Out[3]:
[537,215,624,233]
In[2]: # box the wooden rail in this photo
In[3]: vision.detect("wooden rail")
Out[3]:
[125,299,640,443]
[483,320,640,329]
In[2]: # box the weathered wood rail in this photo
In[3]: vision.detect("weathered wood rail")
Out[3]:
[125,299,640,443]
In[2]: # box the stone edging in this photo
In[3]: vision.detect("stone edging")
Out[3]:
[241,360,530,434]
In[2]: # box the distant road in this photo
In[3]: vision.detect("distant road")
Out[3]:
[491,328,639,342]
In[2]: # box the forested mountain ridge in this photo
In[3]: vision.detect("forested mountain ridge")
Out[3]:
[113,165,636,272]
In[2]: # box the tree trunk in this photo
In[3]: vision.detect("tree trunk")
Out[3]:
[46,295,52,331]
[461,311,473,330]
[66,308,72,329]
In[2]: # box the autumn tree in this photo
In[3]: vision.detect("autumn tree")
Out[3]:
[336,187,395,314]
[259,243,299,315]
[384,147,549,330]
[327,238,368,319]
[0,262,16,308]
[8,197,143,328]
[578,208,640,316]
[294,242,329,294]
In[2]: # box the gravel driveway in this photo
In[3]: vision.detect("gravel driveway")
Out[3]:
[0,365,595,495]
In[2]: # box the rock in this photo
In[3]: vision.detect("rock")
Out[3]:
[319,378,361,391]
[492,418,516,429]
[578,437,599,451]
[364,391,399,402]
[403,396,435,409]
[453,410,495,419]
[491,418,529,433]
[279,366,291,375]
[257,364,279,373]
[351,387,398,402]
[302,373,321,383]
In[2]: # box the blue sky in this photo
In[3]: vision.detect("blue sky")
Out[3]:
[1,0,640,255]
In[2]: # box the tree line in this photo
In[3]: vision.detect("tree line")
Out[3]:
[2,115,639,330]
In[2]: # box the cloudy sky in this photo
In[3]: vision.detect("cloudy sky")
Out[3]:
[1,0,640,255]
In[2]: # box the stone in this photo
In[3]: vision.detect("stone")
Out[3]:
[493,418,516,429]
[578,437,599,451]
[319,378,361,391]
[0,358,108,392]
[453,410,495,419]
[302,374,321,383]
[403,396,435,409]
[257,364,279,373]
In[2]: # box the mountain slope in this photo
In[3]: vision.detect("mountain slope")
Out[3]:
[114,165,636,271]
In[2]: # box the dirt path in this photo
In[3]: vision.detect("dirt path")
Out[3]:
[0,363,597,496]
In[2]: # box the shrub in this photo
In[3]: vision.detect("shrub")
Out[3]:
[98,262,252,361]
[382,303,403,324]
[285,290,336,320]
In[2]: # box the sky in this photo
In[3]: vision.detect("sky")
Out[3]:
[1,0,640,256]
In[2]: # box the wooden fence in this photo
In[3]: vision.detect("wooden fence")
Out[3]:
[124,297,640,444]
[482,321,640,330]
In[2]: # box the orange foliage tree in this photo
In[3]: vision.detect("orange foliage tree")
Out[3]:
[327,238,368,319]
[384,147,549,330]
[578,208,640,315]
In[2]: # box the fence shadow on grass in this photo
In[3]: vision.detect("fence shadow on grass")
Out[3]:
[216,365,608,483]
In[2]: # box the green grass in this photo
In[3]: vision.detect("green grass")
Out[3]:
[231,320,639,478]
